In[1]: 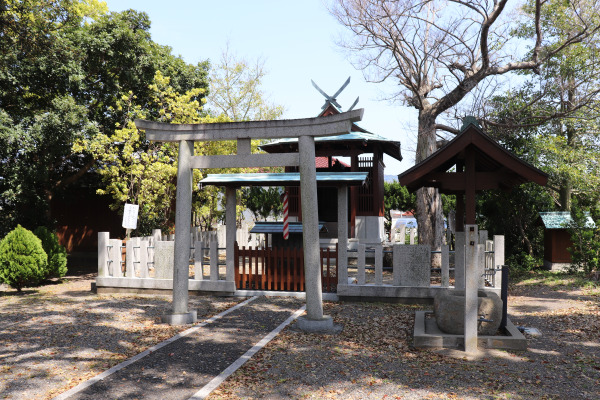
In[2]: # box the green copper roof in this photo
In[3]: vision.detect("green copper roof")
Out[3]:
[261,131,393,145]
[259,131,403,161]
[539,212,596,229]
[200,172,368,187]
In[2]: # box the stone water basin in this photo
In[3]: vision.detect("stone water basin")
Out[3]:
[433,290,503,335]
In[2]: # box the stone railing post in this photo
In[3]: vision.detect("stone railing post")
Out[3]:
[441,244,449,287]
[493,235,505,288]
[139,238,149,279]
[210,240,219,281]
[97,232,109,277]
[108,239,122,277]
[193,240,203,280]
[125,238,135,278]
[357,244,366,285]
[374,245,383,285]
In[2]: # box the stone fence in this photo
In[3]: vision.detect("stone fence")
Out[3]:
[95,228,503,300]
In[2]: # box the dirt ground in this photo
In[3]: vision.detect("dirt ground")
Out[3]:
[1,271,598,400]
[207,273,600,400]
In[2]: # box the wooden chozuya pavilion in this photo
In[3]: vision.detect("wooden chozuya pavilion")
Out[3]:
[398,118,548,233]
[397,117,549,352]
[261,83,402,243]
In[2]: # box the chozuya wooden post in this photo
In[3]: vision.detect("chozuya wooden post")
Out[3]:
[135,109,363,326]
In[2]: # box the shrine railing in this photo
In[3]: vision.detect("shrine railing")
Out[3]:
[95,230,503,299]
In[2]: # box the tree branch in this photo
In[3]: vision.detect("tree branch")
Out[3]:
[54,158,96,190]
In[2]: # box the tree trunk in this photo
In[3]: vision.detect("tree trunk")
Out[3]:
[559,177,572,211]
[415,110,444,264]
[559,79,576,212]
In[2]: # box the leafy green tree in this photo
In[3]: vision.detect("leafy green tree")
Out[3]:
[0,225,48,291]
[383,181,416,231]
[0,2,210,236]
[33,226,68,279]
[75,71,223,234]
[567,204,600,274]
[242,187,283,221]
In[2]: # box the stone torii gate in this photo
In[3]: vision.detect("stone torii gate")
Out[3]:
[135,109,363,327]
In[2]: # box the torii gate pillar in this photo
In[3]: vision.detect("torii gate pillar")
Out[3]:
[295,135,336,331]
[161,139,197,324]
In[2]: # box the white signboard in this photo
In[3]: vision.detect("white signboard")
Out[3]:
[122,203,139,230]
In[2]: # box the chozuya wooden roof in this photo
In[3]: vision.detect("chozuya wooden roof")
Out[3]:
[397,122,548,194]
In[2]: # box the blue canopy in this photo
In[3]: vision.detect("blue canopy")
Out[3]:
[200,172,368,187]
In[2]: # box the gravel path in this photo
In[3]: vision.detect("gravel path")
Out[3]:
[62,296,304,400]
[0,275,240,400]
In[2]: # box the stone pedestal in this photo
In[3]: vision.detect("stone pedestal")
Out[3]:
[161,310,197,325]
[295,315,340,333]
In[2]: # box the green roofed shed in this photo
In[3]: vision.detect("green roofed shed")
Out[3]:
[539,212,595,229]
[539,211,596,270]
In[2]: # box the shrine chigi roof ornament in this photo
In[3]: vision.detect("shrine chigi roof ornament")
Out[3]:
[260,77,402,162]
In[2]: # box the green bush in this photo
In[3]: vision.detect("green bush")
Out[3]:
[567,207,600,274]
[507,251,540,273]
[34,226,68,278]
[0,225,48,291]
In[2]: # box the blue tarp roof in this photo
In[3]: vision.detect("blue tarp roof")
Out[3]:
[539,212,596,229]
[250,222,327,234]
[200,172,368,187]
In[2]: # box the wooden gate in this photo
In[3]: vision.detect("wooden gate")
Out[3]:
[234,243,337,292]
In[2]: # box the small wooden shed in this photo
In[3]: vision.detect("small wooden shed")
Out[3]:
[539,211,596,270]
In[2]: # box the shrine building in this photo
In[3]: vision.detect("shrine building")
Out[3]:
[260,81,403,243]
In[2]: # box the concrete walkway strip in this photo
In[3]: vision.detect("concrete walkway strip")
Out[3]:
[52,296,259,400]
[188,304,306,400]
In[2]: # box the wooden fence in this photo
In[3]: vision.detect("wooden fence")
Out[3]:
[235,243,338,292]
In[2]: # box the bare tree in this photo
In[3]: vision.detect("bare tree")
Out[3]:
[330,0,600,249]
[207,46,285,122]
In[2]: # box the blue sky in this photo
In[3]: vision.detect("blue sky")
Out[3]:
[103,0,416,175]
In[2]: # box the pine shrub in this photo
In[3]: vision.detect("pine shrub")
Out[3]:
[0,225,48,291]
[34,226,68,278]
